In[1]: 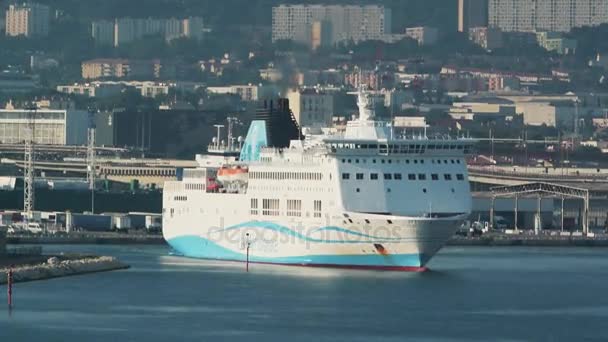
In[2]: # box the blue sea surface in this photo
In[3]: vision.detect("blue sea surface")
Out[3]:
[1,245,608,341]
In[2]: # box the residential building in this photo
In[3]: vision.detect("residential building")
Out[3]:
[458,0,488,32]
[91,20,114,46]
[469,26,503,50]
[81,59,161,80]
[207,85,278,102]
[382,89,415,113]
[344,69,395,89]
[536,31,577,55]
[405,26,439,46]
[589,53,608,70]
[5,2,50,37]
[57,83,123,98]
[91,17,204,47]
[287,89,334,127]
[488,76,521,91]
[489,0,608,33]
[272,5,391,46]
[259,68,284,83]
[0,72,37,93]
[58,81,203,98]
[0,108,88,145]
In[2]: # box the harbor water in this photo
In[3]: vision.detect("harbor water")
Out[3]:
[1,245,608,341]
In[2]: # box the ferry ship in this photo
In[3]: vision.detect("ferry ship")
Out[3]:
[163,89,475,271]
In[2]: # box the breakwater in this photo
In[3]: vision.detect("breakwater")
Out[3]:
[7,233,165,245]
[0,255,129,284]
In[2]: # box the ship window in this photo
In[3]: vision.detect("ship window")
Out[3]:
[420,160,424,164]
[387,188,391,193]
[414,160,418,164]
[356,173,364,180]
[451,160,455,164]
[431,174,439,181]
[356,188,360,192]
[287,199,302,217]
[388,159,392,164]
[406,160,410,164]
[457,160,461,164]
[444,160,448,164]
[381,159,385,164]
[373,159,377,163]
[423,188,427,193]
[342,173,350,180]
[348,159,352,163]
[370,173,378,180]
[408,174,416,180]
[394,173,402,180]
[355,159,360,163]
[314,200,322,218]
[262,199,280,216]
[456,174,465,180]
[383,173,392,180]
[418,174,426,180]
[369,144,377,149]
[444,174,452,180]
[250,198,258,215]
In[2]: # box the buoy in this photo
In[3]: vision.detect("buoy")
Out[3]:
[7,266,13,310]
[245,232,250,272]
[246,242,250,272]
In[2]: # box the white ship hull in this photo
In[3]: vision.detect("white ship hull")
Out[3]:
[163,199,467,271]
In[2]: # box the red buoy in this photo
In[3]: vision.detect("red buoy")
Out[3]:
[7,266,14,310]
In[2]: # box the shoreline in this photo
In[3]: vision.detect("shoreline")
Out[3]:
[6,233,608,247]
[0,255,129,285]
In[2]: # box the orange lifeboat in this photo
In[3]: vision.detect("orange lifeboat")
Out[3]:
[217,165,249,183]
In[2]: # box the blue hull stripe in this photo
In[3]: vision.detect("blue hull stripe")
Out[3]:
[167,235,427,268]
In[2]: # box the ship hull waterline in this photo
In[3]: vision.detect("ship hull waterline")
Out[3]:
[164,217,466,272]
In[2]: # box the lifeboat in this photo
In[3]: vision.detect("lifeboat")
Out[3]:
[216,165,249,183]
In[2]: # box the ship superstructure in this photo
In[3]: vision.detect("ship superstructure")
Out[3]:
[163,89,475,271]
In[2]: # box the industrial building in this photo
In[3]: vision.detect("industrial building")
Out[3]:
[0,108,89,145]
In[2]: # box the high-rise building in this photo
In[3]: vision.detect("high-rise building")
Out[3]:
[489,0,608,32]
[272,5,391,46]
[458,0,488,32]
[5,2,50,37]
[92,17,204,47]
[91,20,114,46]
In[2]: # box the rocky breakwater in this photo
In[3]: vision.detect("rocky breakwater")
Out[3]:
[0,256,129,284]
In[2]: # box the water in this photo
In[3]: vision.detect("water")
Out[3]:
[1,245,608,341]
